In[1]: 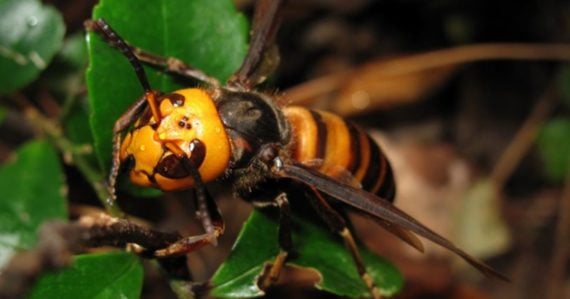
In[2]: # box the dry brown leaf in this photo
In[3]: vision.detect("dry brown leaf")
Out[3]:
[283,43,570,116]
[282,59,456,117]
[332,63,456,116]
[454,179,511,260]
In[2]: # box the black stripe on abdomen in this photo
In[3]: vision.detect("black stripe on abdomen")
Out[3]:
[361,135,381,191]
[377,161,396,201]
[309,110,328,161]
[346,122,361,174]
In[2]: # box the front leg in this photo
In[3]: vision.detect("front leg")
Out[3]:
[86,18,219,88]
[153,186,225,257]
[107,96,147,202]
[132,49,220,87]
[154,142,225,256]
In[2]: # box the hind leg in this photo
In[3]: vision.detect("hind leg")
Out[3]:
[252,192,293,290]
[307,186,384,299]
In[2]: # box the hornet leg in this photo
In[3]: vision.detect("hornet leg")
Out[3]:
[307,186,384,299]
[253,192,293,290]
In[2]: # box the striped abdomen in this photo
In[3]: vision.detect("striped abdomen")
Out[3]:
[283,106,396,201]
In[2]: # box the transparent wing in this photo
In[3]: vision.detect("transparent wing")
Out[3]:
[275,160,509,281]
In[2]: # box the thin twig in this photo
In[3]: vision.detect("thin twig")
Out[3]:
[490,86,558,190]
[357,43,570,77]
[285,43,570,106]
[546,165,570,299]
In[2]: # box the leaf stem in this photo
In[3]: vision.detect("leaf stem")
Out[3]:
[490,84,558,190]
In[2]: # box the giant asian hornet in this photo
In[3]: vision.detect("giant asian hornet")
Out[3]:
[85,0,508,297]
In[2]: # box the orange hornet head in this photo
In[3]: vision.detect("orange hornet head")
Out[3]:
[119,88,231,191]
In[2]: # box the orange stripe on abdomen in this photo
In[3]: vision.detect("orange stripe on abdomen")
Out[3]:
[283,107,318,162]
[283,106,395,201]
[319,110,351,175]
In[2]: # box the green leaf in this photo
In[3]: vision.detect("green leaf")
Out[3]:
[86,0,248,171]
[210,211,280,298]
[537,117,570,182]
[0,106,7,125]
[43,33,89,98]
[29,252,143,299]
[58,34,89,71]
[63,97,100,169]
[0,0,65,95]
[0,140,67,269]
[65,97,94,147]
[211,210,403,298]
[293,224,402,298]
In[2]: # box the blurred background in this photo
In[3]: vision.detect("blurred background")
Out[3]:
[1,0,569,298]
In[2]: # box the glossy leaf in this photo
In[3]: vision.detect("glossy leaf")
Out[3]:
[537,117,570,182]
[0,140,67,269]
[63,96,100,169]
[86,0,248,171]
[211,210,403,298]
[29,252,143,299]
[65,97,94,147]
[210,210,280,298]
[0,106,6,125]
[0,0,65,95]
[292,223,402,298]
[44,33,89,98]
[58,33,89,70]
